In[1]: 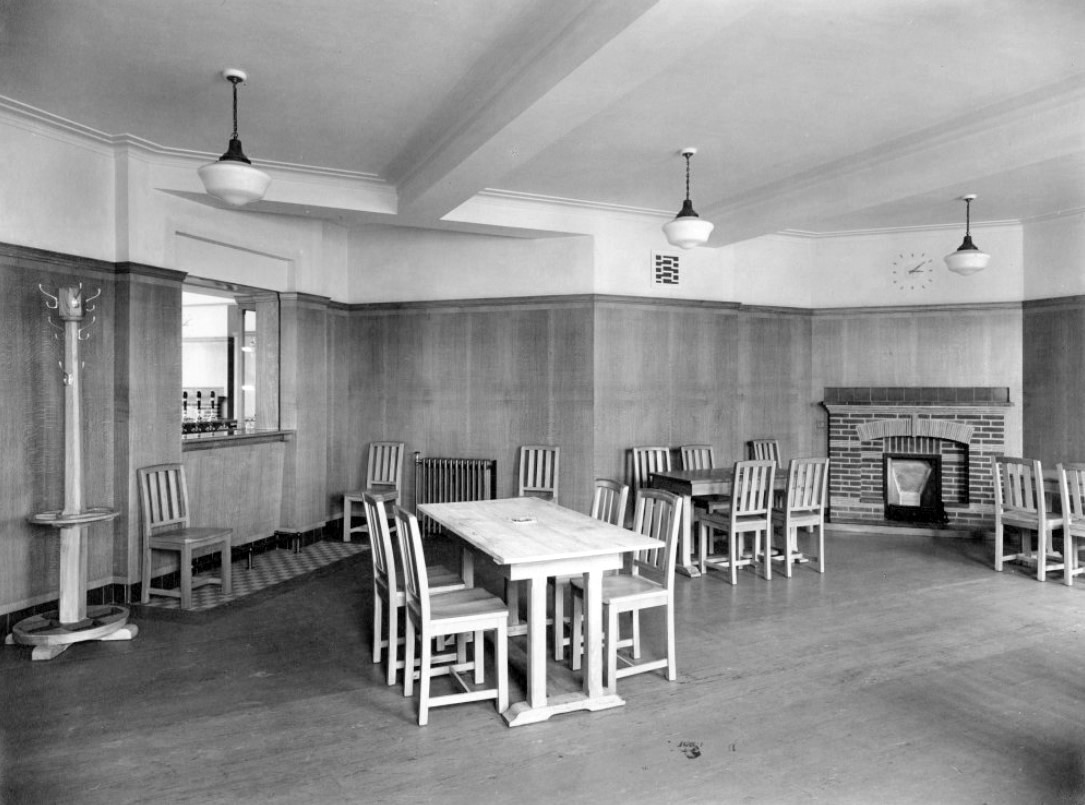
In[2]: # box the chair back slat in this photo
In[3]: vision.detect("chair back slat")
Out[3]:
[732,460,776,515]
[362,492,397,595]
[679,445,715,470]
[393,505,430,623]
[629,488,681,589]
[748,439,781,465]
[138,463,190,535]
[1060,462,1085,522]
[591,478,629,527]
[787,457,829,512]
[995,457,1045,514]
[367,442,405,490]
[632,446,672,494]
[518,445,560,502]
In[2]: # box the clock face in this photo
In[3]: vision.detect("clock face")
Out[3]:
[891,252,934,290]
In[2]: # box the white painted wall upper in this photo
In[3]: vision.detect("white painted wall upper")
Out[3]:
[1023,212,1085,300]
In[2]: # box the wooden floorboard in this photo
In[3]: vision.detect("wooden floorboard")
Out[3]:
[2,531,1085,804]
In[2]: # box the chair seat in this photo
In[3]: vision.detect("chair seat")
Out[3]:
[1001,511,1063,529]
[427,588,508,626]
[571,573,667,606]
[771,508,822,528]
[148,526,231,549]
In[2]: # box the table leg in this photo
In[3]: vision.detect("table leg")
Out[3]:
[676,493,701,578]
[526,577,548,709]
[582,568,605,697]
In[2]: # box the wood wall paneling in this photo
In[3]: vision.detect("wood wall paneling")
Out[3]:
[278,293,331,532]
[113,265,185,587]
[1023,299,1085,465]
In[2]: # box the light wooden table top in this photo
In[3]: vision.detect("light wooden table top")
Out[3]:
[419,497,658,566]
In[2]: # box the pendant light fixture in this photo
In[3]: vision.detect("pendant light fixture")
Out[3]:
[662,148,714,249]
[198,68,270,207]
[943,193,990,275]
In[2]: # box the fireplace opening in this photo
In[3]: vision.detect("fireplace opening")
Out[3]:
[883,453,946,525]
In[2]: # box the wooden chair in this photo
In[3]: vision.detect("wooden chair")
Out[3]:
[570,488,681,688]
[679,443,728,513]
[748,439,781,465]
[362,491,466,686]
[770,457,829,577]
[343,441,405,542]
[517,445,560,502]
[993,457,1064,581]
[631,446,671,497]
[1058,463,1085,586]
[394,506,509,726]
[679,444,714,470]
[697,459,776,584]
[591,478,630,527]
[508,445,560,629]
[137,463,232,609]
[551,478,631,662]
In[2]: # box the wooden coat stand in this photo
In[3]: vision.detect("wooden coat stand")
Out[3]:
[6,285,138,661]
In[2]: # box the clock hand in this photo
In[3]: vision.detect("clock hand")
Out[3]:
[907,259,931,274]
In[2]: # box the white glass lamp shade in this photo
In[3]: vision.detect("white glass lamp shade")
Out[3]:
[944,248,991,275]
[663,215,714,249]
[944,234,990,275]
[198,159,271,207]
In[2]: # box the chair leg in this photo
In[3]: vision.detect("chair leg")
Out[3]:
[372,593,383,664]
[403,618,416,698]
[553,580,566,662]
[473,630,484,685]
[698,521,708,575]
[386,603,399,686]
[665,602,677,681]
[1037,530,1046,581]
[343,498,353,542]
[631,611,641,659]
[1066,530,1074,586]
[605,605,619,692]
[994,518,1004,571]
[180,546,193,610]
[418,632,432,726]
[815,524,825,573]
[496,623,509,715]
[219,541,232,596]
[141,547,152,604]
[729,532,738,586]
[761,527,771,581]
[783,526,794,578]
[571,591,584,671]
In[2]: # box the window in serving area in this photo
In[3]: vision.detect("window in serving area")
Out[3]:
[182,280,280,438]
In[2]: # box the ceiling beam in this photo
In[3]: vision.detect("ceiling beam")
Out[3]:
[704,76,1085,245]
[392,0,758,221]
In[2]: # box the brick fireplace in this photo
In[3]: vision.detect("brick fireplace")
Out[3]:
[821,387,1011,530]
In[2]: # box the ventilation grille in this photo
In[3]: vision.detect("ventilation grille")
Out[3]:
[652,251,681,286]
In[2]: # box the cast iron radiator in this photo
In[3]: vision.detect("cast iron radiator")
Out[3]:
[413,452,497,534]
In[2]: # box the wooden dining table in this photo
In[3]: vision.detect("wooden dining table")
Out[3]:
[650,467,787,577]
[418,496,659,727]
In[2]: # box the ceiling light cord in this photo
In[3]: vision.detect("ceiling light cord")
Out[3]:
[683,152,692,203]
[228,75,243,141]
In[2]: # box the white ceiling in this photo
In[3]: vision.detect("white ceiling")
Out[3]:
[1,0,1083,245]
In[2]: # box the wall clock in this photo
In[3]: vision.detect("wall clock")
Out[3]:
[891,252,934,290]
